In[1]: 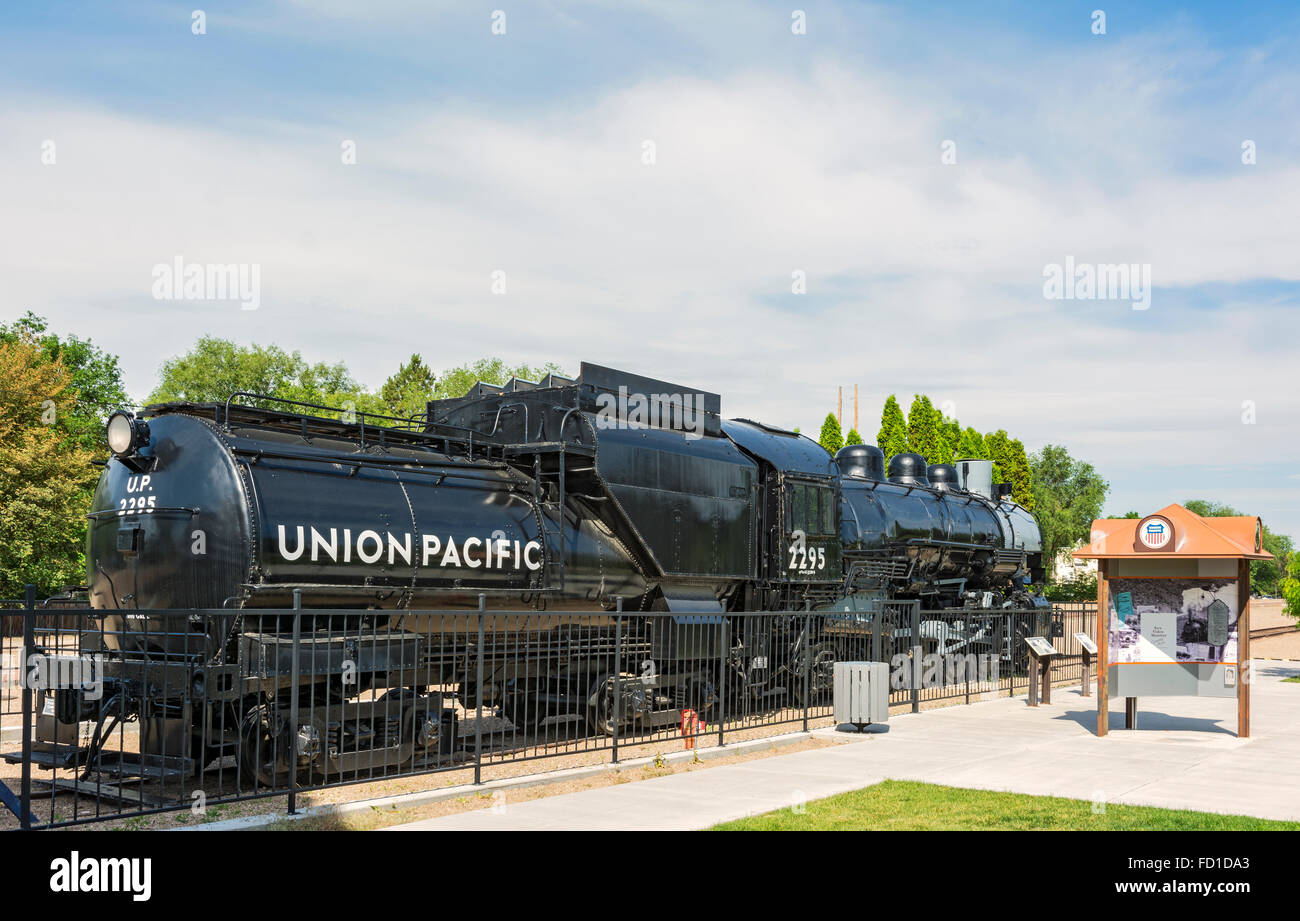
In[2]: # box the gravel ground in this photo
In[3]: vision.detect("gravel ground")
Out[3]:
[1254,633,1300,660]
[0,707,850,830]
[0,677,1074,831]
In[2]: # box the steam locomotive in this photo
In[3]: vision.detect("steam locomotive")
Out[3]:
[68,362,1045,784]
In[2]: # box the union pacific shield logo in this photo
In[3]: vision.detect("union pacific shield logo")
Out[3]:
[1135,514,1174,551]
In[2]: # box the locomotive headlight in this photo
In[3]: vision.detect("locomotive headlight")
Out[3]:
[106,411,149,456]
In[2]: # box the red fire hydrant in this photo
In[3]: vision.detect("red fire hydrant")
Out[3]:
[681,708,701,749]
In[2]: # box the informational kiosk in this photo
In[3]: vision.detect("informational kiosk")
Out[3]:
[1072,504,1272,738]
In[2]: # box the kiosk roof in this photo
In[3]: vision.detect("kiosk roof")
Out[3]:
[1072,503,1273,560]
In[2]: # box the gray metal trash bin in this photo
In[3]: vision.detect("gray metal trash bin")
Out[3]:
[833,661,890,730]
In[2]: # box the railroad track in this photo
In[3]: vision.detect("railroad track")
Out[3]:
[1250,624,1300,639]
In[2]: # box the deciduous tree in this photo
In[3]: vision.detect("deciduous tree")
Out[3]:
[1029,444,1108,580]
[147,337,380,416]
[1282,555,1300,621]
[432,357,567,401]
[1183,499,1293,596]
[0,336,97,595]
[0,312,128,451]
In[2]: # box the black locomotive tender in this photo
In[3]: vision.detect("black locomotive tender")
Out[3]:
[62,363,1044,784]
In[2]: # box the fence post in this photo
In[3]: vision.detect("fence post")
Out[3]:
[910,602,921,714]
[474,593,486,785]
[287,588,301,815]
[802,609,811,733]
[1011,612,1021,697]
[612,596,622,765]
[717,615,727,749]
[965,611,971,705]
[871,602,882,663]
[996,615,1008,697]
[20,585,35,830]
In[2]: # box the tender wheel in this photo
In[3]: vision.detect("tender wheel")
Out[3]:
[238,704,294,788]
[1010,617,1034,677]
[792,641,837,706]
[587,673,644,736]
[383,690,453,764]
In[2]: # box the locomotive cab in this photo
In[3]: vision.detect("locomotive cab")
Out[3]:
[780,477,842,583]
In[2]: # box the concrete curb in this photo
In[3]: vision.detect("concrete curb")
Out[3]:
[178,727,865,831]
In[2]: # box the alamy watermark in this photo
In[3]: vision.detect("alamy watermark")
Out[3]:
[1042,257,1150,310]
[594,386,709,440]
[890,652,1000,688]
[50,852,151,901]
[2,648,104,700]
[151,257,261,311]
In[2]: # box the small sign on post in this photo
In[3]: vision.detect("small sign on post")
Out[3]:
[1074,631,1097,697]
[1024,637,1058,707]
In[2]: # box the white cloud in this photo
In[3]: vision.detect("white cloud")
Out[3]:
[3,45,1298,531]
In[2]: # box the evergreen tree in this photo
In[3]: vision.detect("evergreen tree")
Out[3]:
[1005,437,1035,510]
[877,395,908,458]
[985,429,1011,489]
[936,414,961,465]
[985,429,1007,468]
[906,395,943,462]
[844,428,863,446]
[984,430,1033,507]
[818,413,843,455]
[379,354,437,419]
[955,426,987,461]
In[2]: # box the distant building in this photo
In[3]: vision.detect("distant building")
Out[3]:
[1054,543,1098,582]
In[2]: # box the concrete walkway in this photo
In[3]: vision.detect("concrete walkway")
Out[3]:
[387,661,1300,830]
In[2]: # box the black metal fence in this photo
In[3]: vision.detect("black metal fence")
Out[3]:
[1,595,87,639]
[0,591,1095,830]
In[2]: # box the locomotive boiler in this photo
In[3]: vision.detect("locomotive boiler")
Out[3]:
[72,362,1044,784]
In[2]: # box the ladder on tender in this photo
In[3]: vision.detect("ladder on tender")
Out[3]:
[537,510,566,592]
[504,442,596,594]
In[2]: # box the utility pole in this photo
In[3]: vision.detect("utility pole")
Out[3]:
[854,384,859,432]
[837,386,842,428]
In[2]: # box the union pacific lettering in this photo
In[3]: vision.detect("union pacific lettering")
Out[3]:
[276,525,543,571]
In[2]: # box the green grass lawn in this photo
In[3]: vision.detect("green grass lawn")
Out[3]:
[1284,676,1300,683]
[712,781,1300,831]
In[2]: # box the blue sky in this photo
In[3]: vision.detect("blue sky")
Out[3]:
[3,1,1299,542]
